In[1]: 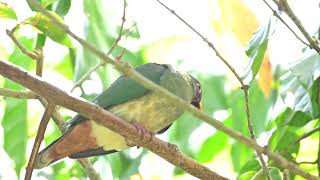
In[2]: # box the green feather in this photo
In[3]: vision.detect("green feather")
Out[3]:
[67,63,167,126]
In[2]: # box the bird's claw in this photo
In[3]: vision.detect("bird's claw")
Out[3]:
[125,121,154,147]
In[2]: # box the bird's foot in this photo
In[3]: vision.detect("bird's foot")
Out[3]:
[125,121,154,147]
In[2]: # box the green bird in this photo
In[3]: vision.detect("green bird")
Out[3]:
[35,63,202,168]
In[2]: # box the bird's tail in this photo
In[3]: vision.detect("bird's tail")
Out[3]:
[34,120,98,169]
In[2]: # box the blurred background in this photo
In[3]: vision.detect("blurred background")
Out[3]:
[0,0,320,179]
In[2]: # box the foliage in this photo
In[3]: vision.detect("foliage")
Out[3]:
[0,0,319,179]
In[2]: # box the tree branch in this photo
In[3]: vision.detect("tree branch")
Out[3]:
[0,88,37,99]
[25,103,55,180]
[154,0,270,178]
[260,0,309,46]
[37,98,102,180]
[275,0,320,54]
[6,15,101,180]
[0,59,227,180]
[70,0,127,92]
[243,87,271,179]
[25,1,318,179]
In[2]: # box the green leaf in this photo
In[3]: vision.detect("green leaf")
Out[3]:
[309,77,320,118]
[197,131,228,162]
[1,37,34,176]
[239,158,261,175]
[35,33,47,49]
[54,0,71,16]
[54,53,74,80]
[231,142,253,172]
[238,171,257,180]
[243,17,276,83]
[26,11,73,47]
[252,167,283,180]
[42,0,58,8]
[169,113,201,156]
[0,2,17,20]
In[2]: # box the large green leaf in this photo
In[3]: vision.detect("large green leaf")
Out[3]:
[1,37,34,176]
[0,2,17,20]
[26,11,73,47]
[243,17,276,84]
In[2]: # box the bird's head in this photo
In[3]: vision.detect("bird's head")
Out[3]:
[189,75,202,111]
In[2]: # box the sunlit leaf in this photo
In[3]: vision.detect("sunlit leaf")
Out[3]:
[238,171,257,180]
[258,54,272,97]
[197,130,228,162]
[0,2,17,20]
[243,17,276,84]
[26,11,73,47]
[42,0,58,8]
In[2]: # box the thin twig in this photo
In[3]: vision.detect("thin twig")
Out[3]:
[0,88,37,99]
[35,49,44,76]
[154,0,244,86]
[154,0,270,178]
[25,103,55,180]
[6,16,101,180]
[38,98,102,180]
[6,30,40,60]
[243,87,271,180]
[70,0,127,92]
[25,1,318,178]
[276,0,320,54]
[261,0,309,46]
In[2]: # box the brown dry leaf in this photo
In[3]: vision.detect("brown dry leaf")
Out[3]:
[209,0,272,97]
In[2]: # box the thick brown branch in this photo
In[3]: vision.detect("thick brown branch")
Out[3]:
[25,103,55,180]
[0,60,227,179]
[0,59,317,179]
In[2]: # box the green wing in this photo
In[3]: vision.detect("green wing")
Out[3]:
[67,63,167,127]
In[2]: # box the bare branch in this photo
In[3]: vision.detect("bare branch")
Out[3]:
[261,0,309,46]
[6,29,40,60]
[0,59,227,180]
[70,0,127,92]
[243,87,271,179]
[25,103,55,180]
[6,17,101,180]
[275,0,320,54]
[0,88,37,99]
[155,0,270,177]
[37,98,102,180]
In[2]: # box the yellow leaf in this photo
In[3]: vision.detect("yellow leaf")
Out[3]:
[209,0,272,96]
